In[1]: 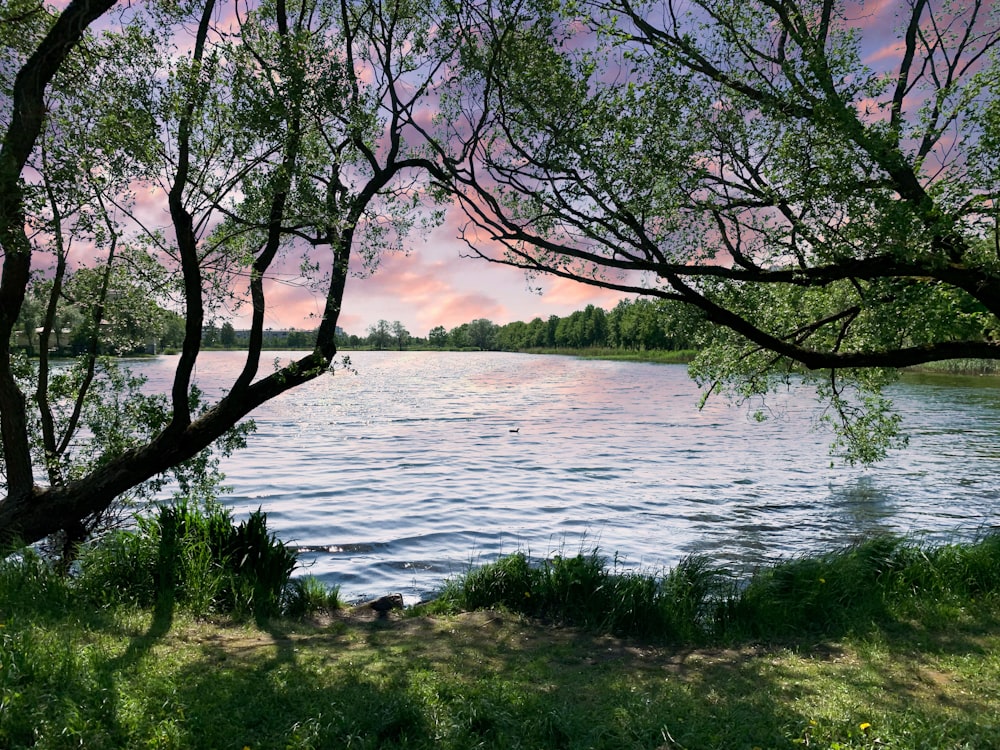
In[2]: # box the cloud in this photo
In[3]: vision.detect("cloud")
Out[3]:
[539,276,631,308]
[353,252,455,301]
[864,39,906,67]
[341,251,509,335]
[422,293,507,330]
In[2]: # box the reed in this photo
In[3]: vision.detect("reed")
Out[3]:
[906,358,1000,375]
[76,500,303,618]
[719,535,902,640]
[284,575,342,617]
[437,533,1000,643]
[436,549,728,643]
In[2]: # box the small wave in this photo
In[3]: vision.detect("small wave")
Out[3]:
[291,542,386,554]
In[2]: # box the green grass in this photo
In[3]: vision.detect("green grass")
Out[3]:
[2,535,1000,748]
[435,535,1000,645]
[75,500,339,619]
[904,358,1000,375]
[434,550,722,642]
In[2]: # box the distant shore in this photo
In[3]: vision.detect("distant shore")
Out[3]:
[165,346,998,377]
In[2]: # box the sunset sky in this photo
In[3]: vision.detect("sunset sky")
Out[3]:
[65,0,911,340]
[262,215,632,339]
[247,0,907,339]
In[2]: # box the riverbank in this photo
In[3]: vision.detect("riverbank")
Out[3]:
[904,358,1000,376]
[4,534,1000,748]
[525,348,1000,374]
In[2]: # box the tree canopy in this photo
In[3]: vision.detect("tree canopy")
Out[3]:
[434,0,1000,461]
[0,0,453,549]
[3,0,998,554]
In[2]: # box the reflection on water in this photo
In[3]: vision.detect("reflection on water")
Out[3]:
[138,351,1000,602]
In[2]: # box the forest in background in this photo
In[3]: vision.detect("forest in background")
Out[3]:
[219,297,709,353]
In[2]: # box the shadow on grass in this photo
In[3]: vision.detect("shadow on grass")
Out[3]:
[106,587,176,673]
[106,519,182,672]
[94,607,1000,750]
[6,535,1000,748]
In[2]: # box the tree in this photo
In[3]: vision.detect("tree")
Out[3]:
[202,324,220,349]
[526,317,548,348]
[448,322,471,348]
[285,330,308,349]
[0,0,456,550]
[219,322,237,349]
[368,320,392,350]
[467,318,499,350]
[391,320,410,350]
[158,311,186,351]
[428,325,448,347]
[496,319,528,350]
[581,304,608,348]
[436,0,1000,462]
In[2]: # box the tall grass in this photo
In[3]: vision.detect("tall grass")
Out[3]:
[0,547,76,621]
[75,500,338,618]
[906,358,1000,375]
[437,549,728,642]
[435,533,1000,644]
[3,533,999,748]
[2,540,998,750]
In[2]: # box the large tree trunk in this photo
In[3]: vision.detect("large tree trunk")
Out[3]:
[1,0,446,551]
[0,0,122,516]
[0,344,339,548]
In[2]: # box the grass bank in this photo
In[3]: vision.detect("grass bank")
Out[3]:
[3,532,1000,748]
[903,358,1000,376]
[521,348,1000,374]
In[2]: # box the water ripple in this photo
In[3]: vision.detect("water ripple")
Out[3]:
[135,351,1000,602]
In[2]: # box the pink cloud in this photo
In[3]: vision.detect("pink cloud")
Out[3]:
[864,39,906,67]
[343,251,509,333]
[540,276,630,308]
[353,253,455,300]
[129,183,172,236]
[257,278,330,328]
[423,293,507,330]
[336,311,365,331]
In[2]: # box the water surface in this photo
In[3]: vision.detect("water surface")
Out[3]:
[139,351,1000,602]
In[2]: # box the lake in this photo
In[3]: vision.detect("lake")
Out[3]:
[136,350,1000,603]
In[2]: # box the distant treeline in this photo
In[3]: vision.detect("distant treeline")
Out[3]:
[337,298,708,352]
[215,298,708,353]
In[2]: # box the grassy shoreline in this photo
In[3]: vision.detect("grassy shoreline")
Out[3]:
[3,534,1000,748]
[6,605,998,749]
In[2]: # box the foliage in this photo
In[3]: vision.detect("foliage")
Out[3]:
[0,353,251,559]
[0,0,458,550]
[439,549,728,642]
[76,500,299,618]
[721,536,904,640]
[284,575,342,618]
[435,0,1000,463]
[415,297,707,353]
[367,319,393,350]
[437,533,1000,644]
